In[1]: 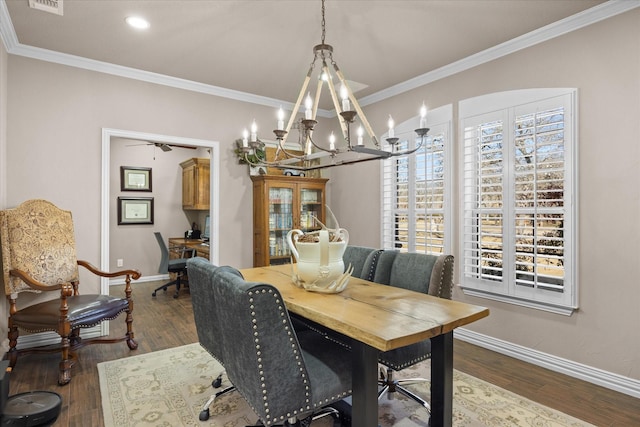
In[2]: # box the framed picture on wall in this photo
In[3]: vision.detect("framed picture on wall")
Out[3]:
[120,166,152,191]
[117,197,154,225]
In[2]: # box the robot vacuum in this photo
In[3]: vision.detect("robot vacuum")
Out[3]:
[0,361,62,427]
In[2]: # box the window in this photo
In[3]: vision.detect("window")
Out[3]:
[459,89,577,314]
[382,105,453,254]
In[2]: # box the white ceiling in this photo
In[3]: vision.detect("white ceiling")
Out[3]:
[2,0,624,110]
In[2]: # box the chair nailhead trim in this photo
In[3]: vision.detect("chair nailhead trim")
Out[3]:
[247,287,312,426]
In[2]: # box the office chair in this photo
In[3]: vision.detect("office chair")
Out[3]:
[0,199,141,385]
[151,232,194,298]
[187,258,352,426]
[373,251,455,415]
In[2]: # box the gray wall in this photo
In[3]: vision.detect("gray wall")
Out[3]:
[330,9,640,381]
[1,7,638,390]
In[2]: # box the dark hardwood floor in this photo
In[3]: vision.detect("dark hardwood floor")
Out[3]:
[5,280,640,426]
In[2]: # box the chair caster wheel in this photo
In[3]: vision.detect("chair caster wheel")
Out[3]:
[152,292,156,297]
[199,409,210,421]
[173,293,179,299]
[212,377,222,388]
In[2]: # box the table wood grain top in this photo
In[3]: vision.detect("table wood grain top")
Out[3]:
[240,264,489,352]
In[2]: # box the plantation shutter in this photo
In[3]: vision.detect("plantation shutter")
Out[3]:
[460,89,576,312]
[382,106,452,255]
[462,111,508,293]
[382,137,411,250]
[415,132,446,254]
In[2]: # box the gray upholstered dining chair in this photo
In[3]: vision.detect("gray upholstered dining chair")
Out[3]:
[342,245,383,280]
[187,258,352,426]
[185,257,236,421]
[373,251,455,415]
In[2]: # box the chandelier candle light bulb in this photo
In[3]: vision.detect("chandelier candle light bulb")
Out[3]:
[357,126,364,146]
[340,85,350,112]
[305,93,313,119]
[388,116,395,138]
[420,103,428,128]
[277,107,285,130]
[250,120,258,142]
[329,132,336,151]
[242,129,249,148]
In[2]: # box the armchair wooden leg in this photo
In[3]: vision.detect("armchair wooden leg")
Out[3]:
[58,337,72,386]
[58,358,72,386]
[7,325,19,368]
[70,329,82,347]
[125,308,137,350]
[127,337,138,350]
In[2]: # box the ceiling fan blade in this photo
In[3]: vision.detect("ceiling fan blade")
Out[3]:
[167,143,197,150]
[125,141,196,152]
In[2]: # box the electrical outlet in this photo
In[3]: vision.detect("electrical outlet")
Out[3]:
[117,259,124,267]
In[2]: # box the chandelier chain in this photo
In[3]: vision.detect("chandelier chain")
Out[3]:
[321,0,326,45]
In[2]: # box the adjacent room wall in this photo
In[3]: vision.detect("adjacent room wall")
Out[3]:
[109,137,209,277]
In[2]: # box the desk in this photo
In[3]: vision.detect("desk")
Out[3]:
[168,238,210,259]
[241,264,489,427]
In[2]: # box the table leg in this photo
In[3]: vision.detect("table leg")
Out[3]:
[430,331,454,427]
[351,341,379,427]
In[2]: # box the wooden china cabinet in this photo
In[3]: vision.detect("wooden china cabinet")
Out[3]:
[251,175,328,267]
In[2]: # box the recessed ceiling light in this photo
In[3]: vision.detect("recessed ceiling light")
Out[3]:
[125,16,150,30]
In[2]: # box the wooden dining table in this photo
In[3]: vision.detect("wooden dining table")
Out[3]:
[241,264,489,427]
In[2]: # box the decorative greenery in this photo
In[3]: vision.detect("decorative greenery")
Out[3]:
[234,139,267,165]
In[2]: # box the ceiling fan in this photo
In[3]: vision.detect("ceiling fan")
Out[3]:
[126,141,197,152]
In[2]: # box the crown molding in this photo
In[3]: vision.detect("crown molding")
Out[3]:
[358,0,640,107]
[1,0,638,114]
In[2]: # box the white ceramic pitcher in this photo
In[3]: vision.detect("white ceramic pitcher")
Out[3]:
[286,228,350,293]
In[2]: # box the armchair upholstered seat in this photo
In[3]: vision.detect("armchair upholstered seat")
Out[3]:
[0,199,140,385]
[187,257,352,426]
[11,294,130,331]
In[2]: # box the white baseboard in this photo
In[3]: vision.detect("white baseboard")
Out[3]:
[454,328,640,399]
[16,326,102,349]
[110,274,168,286]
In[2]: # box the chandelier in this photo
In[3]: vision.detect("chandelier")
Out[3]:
[239,0,429,171]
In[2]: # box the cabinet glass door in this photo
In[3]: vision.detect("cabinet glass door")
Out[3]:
[300,188,323,231]
[268,187,293,264]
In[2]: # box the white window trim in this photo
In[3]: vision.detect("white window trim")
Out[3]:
[458,88,578,316]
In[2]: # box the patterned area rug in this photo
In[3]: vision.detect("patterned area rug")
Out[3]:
[98,343,593,427]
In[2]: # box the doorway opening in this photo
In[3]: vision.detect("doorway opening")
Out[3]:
[101,128,220,297]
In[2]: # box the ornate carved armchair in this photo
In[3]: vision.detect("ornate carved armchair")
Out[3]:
[0,199,141,385]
